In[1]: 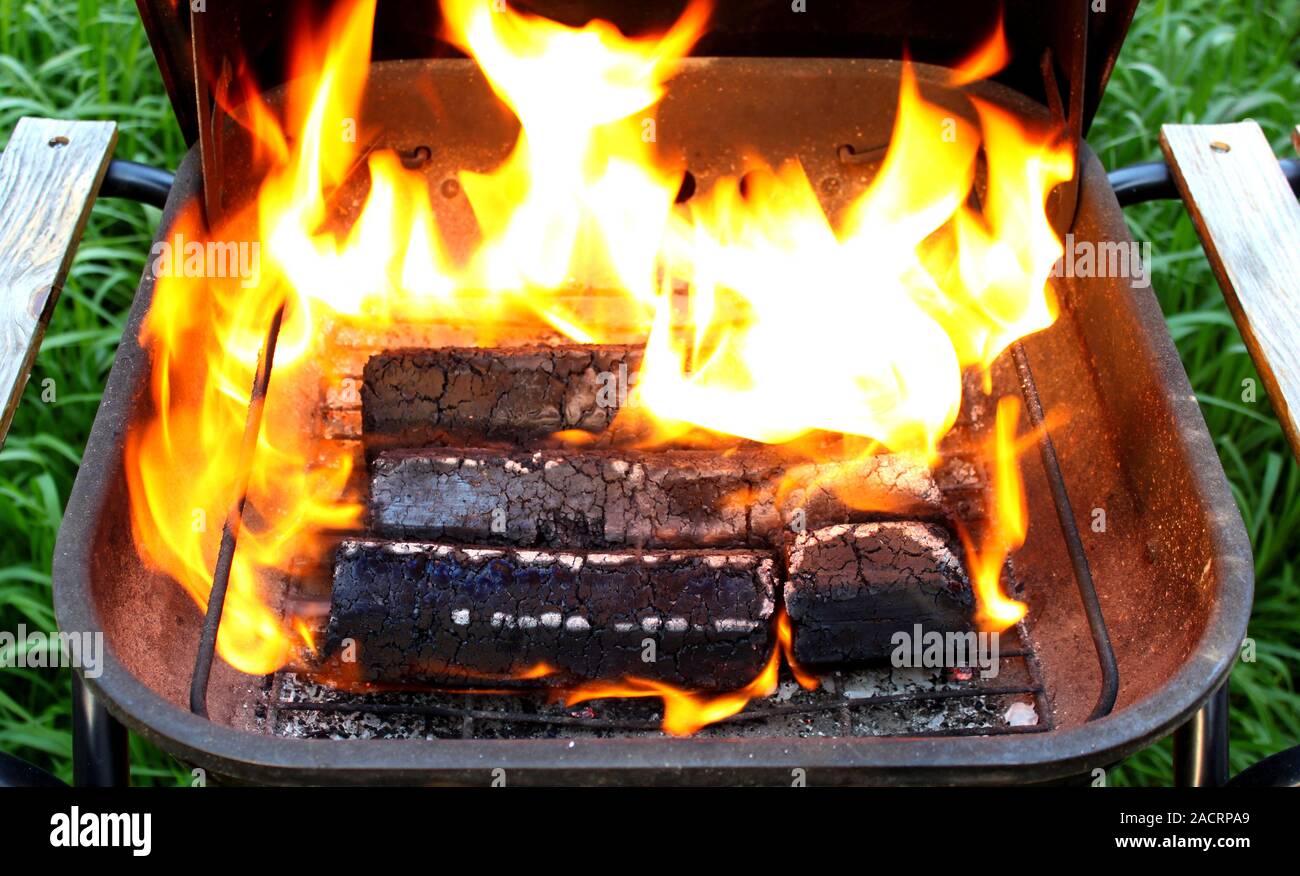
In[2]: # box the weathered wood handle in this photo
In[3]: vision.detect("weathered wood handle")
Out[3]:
[1160,121,1300,463]
[0,117,117,449]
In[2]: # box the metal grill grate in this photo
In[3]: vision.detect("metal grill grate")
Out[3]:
[259,622,1052,740]
[228,346,1096,744]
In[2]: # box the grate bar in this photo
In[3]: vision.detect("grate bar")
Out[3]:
[273,679,1045,735]
[189,303,285,717]
[198,331,1095,736]
[1011,341,1120,720]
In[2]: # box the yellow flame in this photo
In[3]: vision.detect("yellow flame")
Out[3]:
[959,395,1030,630]
[564,644,780,737]
[127,0,1064,718]
[633,52,1072,458]
[778,610,820,691]
[444,0,708,326]
[947,7,1010,87]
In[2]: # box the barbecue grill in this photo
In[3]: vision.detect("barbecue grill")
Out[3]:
[3,0,1294,786]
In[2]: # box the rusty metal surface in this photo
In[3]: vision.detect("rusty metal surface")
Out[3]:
[207,56,1077,240]
[136,0,1139,144]
[140,0,1143,229]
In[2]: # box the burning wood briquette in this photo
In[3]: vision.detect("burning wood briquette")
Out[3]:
[368,447,944,548]
[322,540,777,688]
[360,344,993,447]
[361,344,642,445]
[783,522,976,664]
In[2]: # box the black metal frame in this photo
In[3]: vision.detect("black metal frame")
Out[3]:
[1110,158,1300,206]
[98,159,175,208]
[0,750,64,787]
[72,673,130,787]
[1174,682,1229,787]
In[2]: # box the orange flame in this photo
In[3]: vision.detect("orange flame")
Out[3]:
[126,0,1065,726]
[948,7,1010,87]
[564,643,780,737]
[632,44,1071,458]
[958,396,1030,630]
[779,610,820,691]
[125,0,380,674]
[443,0,709,330]
[561,610,817,735]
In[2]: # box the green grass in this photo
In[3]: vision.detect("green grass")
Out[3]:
[0,0,1296,786]
[1091,0,1300,785]
[0,0,186,785]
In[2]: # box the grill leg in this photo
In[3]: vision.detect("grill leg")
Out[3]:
[1174,682,1229,787]
[73,673,129,787]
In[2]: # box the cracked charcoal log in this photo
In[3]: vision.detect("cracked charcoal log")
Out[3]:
[369,447,944,548]
[783,522,975,665]
[353,343,990,448]
[362,345,642,445]
[323,540,777,688]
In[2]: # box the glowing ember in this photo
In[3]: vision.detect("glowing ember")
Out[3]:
[127,0,1065,727]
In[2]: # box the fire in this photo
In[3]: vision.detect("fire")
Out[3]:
[639,154,966,452]
[443,0,709,319]
[948,7,1010,87]
[565,639,781,737]
[959,396,1031,628]
[127,203,362,675]
[635,57,1072,456]
[562,610,816,736]
[126,0,1066,725]
[778,610,820,691]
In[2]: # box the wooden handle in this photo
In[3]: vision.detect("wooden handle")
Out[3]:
[0,117,117,449]
[1160,121,1300,462]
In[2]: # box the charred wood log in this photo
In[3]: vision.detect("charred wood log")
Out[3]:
[323,540,777,688]
[783,522,975,664]
[356,343,997,452]
[362,345,642,445]
[369,447,944,548]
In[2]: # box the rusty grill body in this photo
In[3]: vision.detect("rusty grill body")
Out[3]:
[52,1,1253,784]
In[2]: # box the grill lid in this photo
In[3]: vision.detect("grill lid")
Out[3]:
[136,0,1138,147]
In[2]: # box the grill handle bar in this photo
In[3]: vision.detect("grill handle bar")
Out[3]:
[189,303,285,717]
[1110,157,1300,206]
[99,158,175,209]
[1010,343,1121,721]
